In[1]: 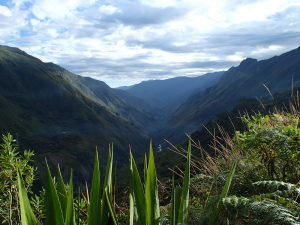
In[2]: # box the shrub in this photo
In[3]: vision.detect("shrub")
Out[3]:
[0,134,36,225]
[235,113,300,182]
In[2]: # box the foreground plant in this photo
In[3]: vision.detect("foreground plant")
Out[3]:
[128,141,191,225]
[0,133,36,225]
[17,147,117,225]
[17,141,194,225]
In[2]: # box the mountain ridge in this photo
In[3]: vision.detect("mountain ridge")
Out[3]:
[0,45,151,183]
[161,45,300,142]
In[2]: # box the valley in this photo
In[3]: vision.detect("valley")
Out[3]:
[0,44,300,184]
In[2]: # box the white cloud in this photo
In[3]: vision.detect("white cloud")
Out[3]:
[231,0,300,23]
[140,0,178,8]
[0,5,12,17]
[1,0,300,87]
[251,45,283,55]
[226,54,245,62]
[99,5,120,15]
[31,0,96,19]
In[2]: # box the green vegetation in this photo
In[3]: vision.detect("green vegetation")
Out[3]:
[184,111,300,224]
[1,107,300,224]
[0,134,37,225]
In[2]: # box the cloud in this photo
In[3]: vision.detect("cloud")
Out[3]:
[1,0,300,87]
[31,0,96,19]
[0,5,12,17]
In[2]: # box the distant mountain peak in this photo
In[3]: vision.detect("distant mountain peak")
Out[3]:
[239,58,257,67]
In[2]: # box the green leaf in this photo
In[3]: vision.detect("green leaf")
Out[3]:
[128,188,134,225]
[129,151,146,225]
[209,160,237,225]
[104,187,119,225]
[64,171,75,225]
[45,161,64,225]
[144,153,148,185]
[87,151,101,225]
[57,165,67,217]
[171,174,182,225]
[177,140,191,224]
[17,170,40,225]
[100,147,114,224]
[145,141,160,225]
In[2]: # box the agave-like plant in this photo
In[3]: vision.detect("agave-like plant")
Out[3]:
[128,141,192,225]
[128,141,162,225]
[17,140,235,225]
[17,146,117,225]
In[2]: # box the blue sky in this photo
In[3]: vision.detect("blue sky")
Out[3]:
[0,0,300,87]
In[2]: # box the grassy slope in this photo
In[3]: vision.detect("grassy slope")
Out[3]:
[0,45,149,184]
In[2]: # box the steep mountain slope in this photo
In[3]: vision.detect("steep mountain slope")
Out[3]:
[118,72,224,113]
[0,45,149,182]
[156,88,299,177]
[162,46,300,142]
[52,65,156,131]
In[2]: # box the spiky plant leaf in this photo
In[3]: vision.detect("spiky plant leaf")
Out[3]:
[17,171,40,225]
[208,160,237,225]
[128,187,134,225]
[45,162,64,225]
[144,153,148,185]
[177,140,191,224]
[104,187,118,225]
[145,141,160,225]
[170,174,182,225]
[64,171,75,225]
[129,151,146,225]
[57,165,67,217]
[87,151,101,225]
[100,147,114,224]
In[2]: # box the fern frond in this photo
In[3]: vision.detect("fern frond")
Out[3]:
[253,180,300,201]
[252,194,300,215]
[191,174,213,181]
[253,180,298,192]
[248,201,300,225]
[222,196,250,208]
[221,196,300,225]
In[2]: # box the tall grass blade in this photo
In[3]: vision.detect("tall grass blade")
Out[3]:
[87,151,101,225]
[128,188,134,225]
[17,171,40,225]
[45,162,64,225]
[64,171,75,225]
[105,187,119,225]
[144,153,148,185]
[100,146,114,224]
[208,160,237,225]
[170,174,182,225]
[177,140,191,224]
[145,141,160,225]
[57,165,67,217]
[76,187,81,225]
[129,151,146,225]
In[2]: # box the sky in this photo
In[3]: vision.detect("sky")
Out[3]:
[0,0,300,87]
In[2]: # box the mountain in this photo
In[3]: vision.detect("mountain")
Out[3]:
[162,46,300,142]
[60,70,155,131]
[118,72,224,113]
[156,87,299,177]
[0,45,151,182]
[116,72,224,136]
